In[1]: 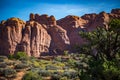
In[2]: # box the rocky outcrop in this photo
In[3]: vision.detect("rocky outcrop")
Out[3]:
[33,14,56,25]
[57,15,87,46]
[47,25,70,54]
[111,8,120,15]
[20,21,51,57]
[0,18,25,55]
[0,8,120,57]
[57,9,120,48]
[82,11,110,31]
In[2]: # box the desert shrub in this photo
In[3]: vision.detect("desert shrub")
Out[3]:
[63,66,69,70]
[8,54,14,60]
[0,77,7,80]
[60,77,67,80]
[102,69,120,80]
[19,57,29,61]
[101,60,120,80]
[67,58,76,67]
[75,62,88,69]
[79,58,120,80]
[0,62,7,68]
[13,52,28,60]
[3,68,16,78]
[62,71,71,78]
[15,63,29,69]
[51,74,61,80]
[31,61,40,68]
[63,50,69,56]
[0,68,4,75]
[54,56,62,62]
[30,68,42,73]
[46,65,59,70]
[70,72,78,79]
[62,71,78,79]
[21,60,29,64]
[22,71,42,80]
[0,56,8,62]
[0,59,4,62]
[6,61,15,66]
[0,56,8,60]
[38,70,51,77]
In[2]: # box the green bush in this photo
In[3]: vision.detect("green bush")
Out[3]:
[30,68,42,73]
[0,56,8,62]
[8,54,14,60]
[51,74,61,80]
[62,71,78,79]
[54,56,62,62]
[67,58,76,67]
[60,77,67,80]
[15,63,29,71]
[0,63,7,68]
[79,58,120,80]
[13,52,28,59]
[22,71,42,80]
[0,77,7,80]
[0,56,8,60]
[63,50,69,56]
[62,71,71,78]
[0,68,4,75]
[46,65,59,70]
[3,68,16,78]
[6,61,15,66]
[103,69,120,80]
[38,70,51,77]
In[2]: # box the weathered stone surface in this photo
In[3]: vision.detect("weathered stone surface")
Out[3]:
[111,8,120,15]
[57,9,120,48]
[34,14,56,25]
[30,13,35,21]
[0,8,120,56]
[47,25,70,54]
[20,21,51,57]
[57,15,87,47]
[0,18,51,57]
[0,18,25,55]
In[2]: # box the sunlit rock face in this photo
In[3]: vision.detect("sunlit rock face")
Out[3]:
[20,21,51,57]
[0,9,120,57]
[57,9,120,48]
[0,18,25,55]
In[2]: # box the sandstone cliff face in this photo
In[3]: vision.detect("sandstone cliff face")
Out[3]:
[0,9,120,57]
[31,14,70,55]
[0,18,25,55]
[47,25,70,53]
[20,21,51,57]
[57,9,120,47]
[57,15,86,46]
[81,12,110,31]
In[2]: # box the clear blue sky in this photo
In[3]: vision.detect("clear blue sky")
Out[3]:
[0,0,120,21]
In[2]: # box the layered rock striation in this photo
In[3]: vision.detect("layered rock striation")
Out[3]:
[0,9,120,57]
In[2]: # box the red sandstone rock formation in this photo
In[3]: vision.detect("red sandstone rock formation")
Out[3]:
[0,8,120,57]
[0,18,25,55]
[47,25,70,53]
[20,21,51,57]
